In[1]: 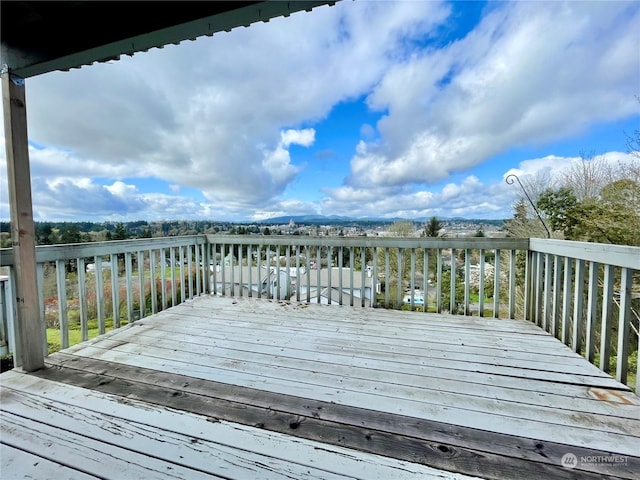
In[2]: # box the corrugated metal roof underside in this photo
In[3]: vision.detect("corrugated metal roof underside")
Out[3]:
[1,1,336,78]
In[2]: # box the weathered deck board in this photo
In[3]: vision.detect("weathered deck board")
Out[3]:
[2,295,639,480]
[1,372,477,480]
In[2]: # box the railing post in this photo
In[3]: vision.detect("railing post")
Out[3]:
[2,71,44,371]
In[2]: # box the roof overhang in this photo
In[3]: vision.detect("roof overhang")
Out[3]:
[1,1,337,78]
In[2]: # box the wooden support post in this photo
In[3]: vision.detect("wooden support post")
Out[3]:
[2,71,45,371]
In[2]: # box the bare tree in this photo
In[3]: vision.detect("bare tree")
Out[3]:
[562,150,609,201]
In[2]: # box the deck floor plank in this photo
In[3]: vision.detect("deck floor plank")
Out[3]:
[97,315,617,376]
[1,373,478,480]
[1,443,101,480]
[62,341,640,451]
[62,330,639,418]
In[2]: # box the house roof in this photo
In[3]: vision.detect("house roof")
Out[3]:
[1,1,336,78]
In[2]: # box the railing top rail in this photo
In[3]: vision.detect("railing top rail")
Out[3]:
[529,238,640,269]
[0,235,208,266]
[206,234,530,250]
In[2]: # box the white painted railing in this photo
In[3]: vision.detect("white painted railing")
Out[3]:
[526,239,640,391]
[1,235,638,392]
[0,236,209,364]
[206,235,528,318]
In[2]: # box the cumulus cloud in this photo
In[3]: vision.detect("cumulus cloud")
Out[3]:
[1,1,637,223]
[344,1,639,188]
[320,151,639,220]
[17,0,450,216]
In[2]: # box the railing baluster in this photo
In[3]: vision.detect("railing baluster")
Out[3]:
[508,249,516,319]
[187,246,194,299]
[305,244,311,303]
[464,248,470,316]
[77,257,88,341]
[384,248,390,308]
[479,249,485,317]
[436,249,443,313]
[326,246,331,305]
[599,264,614,372]
[111,254,119,328]
[169,248,176,306]
[349,246,354,307]
[295,245,300,302]
[195,244,201,297]
[338,247,344,306]
[55,259,68,349]
[221,244,228,297]
[542,253,552,331]
[317,247,322,304]
[397,248,403,310]
[203,242,211,295]
[95,256,105,334]
[551,255,562,338]
[257,245,262,299]
[493,249,501,318]
[149,250,157,315]
[238,244,243,298]
[286,245,292,301]
[585,261,599,363]
[372,246,378,309]
[160,248,167,309]
[616,267,633,384]
[138,251,146,316]
[523,250,533,321]
[572,259,586,353]
[125,252,134,324]
[450,248,456,314]
[533,251,542,325]
[248,245,253,298]
[36,263,46,355]
[179,246,186,302]
[561,257,572,346]
[361,246,366,308]
[423,248,429,314]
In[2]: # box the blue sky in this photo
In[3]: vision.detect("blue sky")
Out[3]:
[1,0,639,222]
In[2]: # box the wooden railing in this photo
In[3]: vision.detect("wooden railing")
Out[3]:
[0,236,209,364]
[1,235,638,391]
[526,239,640,390]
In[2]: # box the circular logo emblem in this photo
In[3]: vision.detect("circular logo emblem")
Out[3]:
[561,453,578,469]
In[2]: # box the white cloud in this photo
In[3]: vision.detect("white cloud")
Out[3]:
[344,1,639,189]
[281,129,315,148]
[16,0,449,216]
[1,1,637,223]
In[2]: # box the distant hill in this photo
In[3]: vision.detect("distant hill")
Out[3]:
[259,215,504,226]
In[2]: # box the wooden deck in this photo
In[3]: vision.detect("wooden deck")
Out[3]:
[1,296,639,479]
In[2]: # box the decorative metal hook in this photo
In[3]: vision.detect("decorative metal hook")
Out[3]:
[505,174,551,238]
